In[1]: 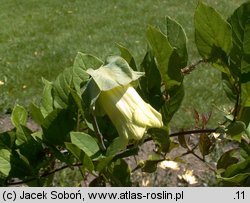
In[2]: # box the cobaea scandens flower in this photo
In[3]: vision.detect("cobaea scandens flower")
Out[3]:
[98,84,163,141]
[85,56,163,143]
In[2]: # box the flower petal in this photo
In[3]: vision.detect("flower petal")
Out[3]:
[87,56,144,91]
[98,84,163,141]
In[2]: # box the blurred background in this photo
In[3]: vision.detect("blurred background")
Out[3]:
[0,0,245,126]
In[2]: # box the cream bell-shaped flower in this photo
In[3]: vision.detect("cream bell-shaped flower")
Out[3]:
[97,84,163,141]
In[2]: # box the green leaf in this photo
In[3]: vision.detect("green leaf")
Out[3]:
[106,137,127,156]
[11,104,28,128]
[241,82,250,108]
[141,159,162,173]
[53,67,73,109]
[146,26,174,86]
[217,149,239,170]
[19,139,44,166]
[73,52,103,73]
[42,109,75,145]
[239,82,250,130]
[8,151,32,178]
[89,176,106,186]
[178,134,190,149]
[139,50,164,110]
[65,142,84,160]
[82,153,95,172]
[40,78,54,117]
[30,103,44,125]
[240,139,250,159]
[53,53,103,109]
[117,43,137,71]
[113,147,139,161]
[95,156,114,172]
[16,125,33,146]
[70,88,85,116]
[219,173,250,185]
[31,131,43,141]
[226,121,246,142]
[241,22,250,82]
[148,127,170,153]
[246,124,250,139]
[140,50,161,91]
[167,49,184,83]
[240,107,250,130]
[72,52,103,95]
[166,16,188,67]
[228,2,250,82]
[108,159,131,186]
[66,142,95,172]
[86,56,144,91]
[0,149,11,176]
[222,158,250,179]
[70,132,100,157]
[13,125,44,167]
[161,84,184,124]
[0,131,15,149]
[221,73,237,103]
[46,144,72,165]
[82,78,101,114]
[194,2,232,62]
[199,134,213,157]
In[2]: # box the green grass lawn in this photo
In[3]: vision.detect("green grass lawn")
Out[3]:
[0,0,246,129]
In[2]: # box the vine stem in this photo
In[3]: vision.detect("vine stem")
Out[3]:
[233,86,240,121]
[181,149,216,172]
[6,163,83,186]
[133,128,217,147]
[181,148,204,162]
[181,59,206,75]
[91,114,106,151]
[169,128,217,137]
